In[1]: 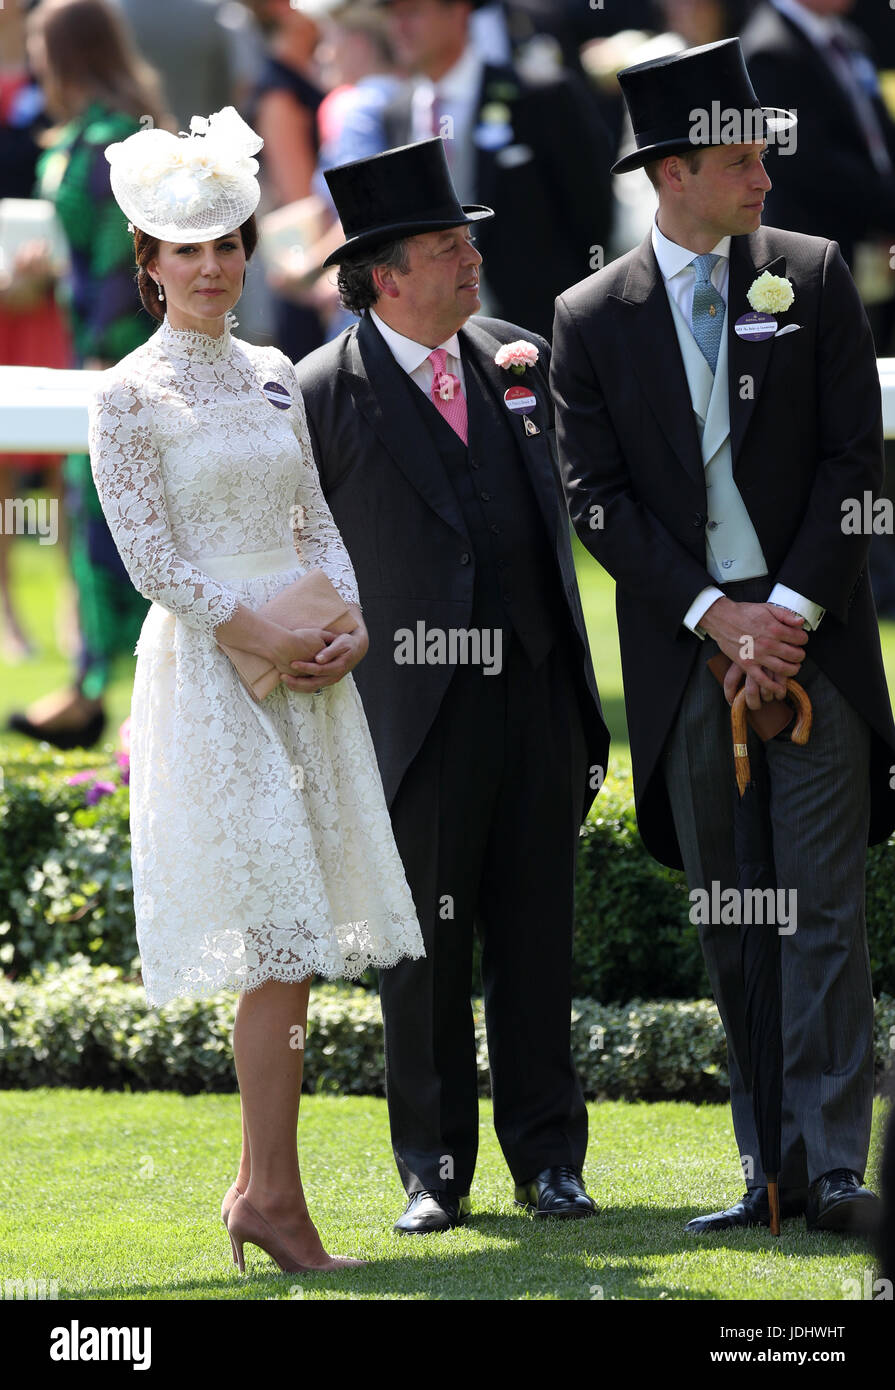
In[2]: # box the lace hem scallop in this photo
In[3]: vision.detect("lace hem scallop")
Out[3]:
[143,921,425,1007]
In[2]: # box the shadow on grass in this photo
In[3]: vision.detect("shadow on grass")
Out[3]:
[68,1203,877,1302]
[73,1258,710,1302]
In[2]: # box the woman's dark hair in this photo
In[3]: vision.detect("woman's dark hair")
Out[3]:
[336,237,411,315]
[132,214,259,323]
[29,0,169,127]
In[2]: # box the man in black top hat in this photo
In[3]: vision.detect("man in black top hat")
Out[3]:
[290,137,608,1233]
[551,38,895,1234]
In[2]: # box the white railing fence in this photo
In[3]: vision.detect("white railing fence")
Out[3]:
[2,360,895,451]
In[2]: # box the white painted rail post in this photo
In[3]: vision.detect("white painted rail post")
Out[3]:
[2,360,895,449]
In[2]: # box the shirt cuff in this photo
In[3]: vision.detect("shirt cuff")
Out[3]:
[767,584,824,632]
[683,585,725,638]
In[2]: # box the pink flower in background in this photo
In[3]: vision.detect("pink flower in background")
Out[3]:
[494,340,539,374]
[65,770,99,786]
[64,716,132,801]
[116,716,131,785]
[85,780,117,806]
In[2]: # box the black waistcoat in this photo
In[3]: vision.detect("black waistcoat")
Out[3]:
[400,348,565,667]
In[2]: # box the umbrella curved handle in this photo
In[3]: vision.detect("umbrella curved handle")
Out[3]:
[784,677,812,745]
[731,678,813,796]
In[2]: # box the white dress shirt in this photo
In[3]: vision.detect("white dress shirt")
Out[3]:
[410,45,481,204]
[370,308,466,398]
[650,217,824,637]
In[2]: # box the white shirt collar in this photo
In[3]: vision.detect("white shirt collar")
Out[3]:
[771,0,839,46]
[369,309,461,373]
[651,217,731,283]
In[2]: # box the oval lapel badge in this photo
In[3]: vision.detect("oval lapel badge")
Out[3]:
[504,384,537,415]
[262,380,292,409]
[734,311,777,343]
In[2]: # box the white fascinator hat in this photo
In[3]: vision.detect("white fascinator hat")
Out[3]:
[105,107,263,241]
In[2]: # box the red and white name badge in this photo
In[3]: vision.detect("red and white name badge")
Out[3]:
[503,385,537,415]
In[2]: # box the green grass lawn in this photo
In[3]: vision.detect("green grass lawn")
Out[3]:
[0,1090,889,1301]
[2,528,894,1307]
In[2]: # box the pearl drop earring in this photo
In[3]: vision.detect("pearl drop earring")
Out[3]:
[157,282,164,302]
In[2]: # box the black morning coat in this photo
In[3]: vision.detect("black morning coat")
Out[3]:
[295,310,609,823]
[551,224,895,869]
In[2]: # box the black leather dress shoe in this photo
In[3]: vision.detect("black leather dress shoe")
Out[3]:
[393,1190,471,1235]
[514,1166,598,1218]
[685,1185,808,1234]
[805,1170,880,1234]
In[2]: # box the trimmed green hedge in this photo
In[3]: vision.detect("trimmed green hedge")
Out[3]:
[5,745,895,1000]
[573,765,705,1000]
[1,957,894,1098]
[4,745,895,1000]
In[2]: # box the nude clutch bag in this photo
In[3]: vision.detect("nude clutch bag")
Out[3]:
[217,567,357,702]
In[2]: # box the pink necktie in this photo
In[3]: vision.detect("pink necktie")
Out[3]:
[428,348,467,445]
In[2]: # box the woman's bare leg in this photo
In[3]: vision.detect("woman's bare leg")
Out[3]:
[235,1100,250,1194]
[232,976,334,1265]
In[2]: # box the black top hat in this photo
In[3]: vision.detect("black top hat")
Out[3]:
[612,37,796,175]
[322,138,494,267]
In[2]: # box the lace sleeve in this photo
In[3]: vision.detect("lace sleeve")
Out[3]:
[287,363,361,609]
[87,374,241,639]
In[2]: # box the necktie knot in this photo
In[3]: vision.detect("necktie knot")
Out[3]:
[691,252,720,285]
[427,348,467,443]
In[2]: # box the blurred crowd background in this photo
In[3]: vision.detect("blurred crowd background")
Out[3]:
[2,0,895,748]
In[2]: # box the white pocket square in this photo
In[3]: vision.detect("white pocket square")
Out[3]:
[774,323,801,337]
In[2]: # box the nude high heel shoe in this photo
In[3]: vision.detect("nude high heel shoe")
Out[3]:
[227,1194,366,1274]
[221,1183,243,1265]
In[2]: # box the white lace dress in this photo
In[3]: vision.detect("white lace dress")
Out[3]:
[87,314,424,1006]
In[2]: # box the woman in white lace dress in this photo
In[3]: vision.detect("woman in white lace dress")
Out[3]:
[87,108,423,1274]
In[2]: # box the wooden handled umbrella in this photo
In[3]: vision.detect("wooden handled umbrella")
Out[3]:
[729,677,812,1236]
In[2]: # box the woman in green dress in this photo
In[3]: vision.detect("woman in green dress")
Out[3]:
[6,0,171,748]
